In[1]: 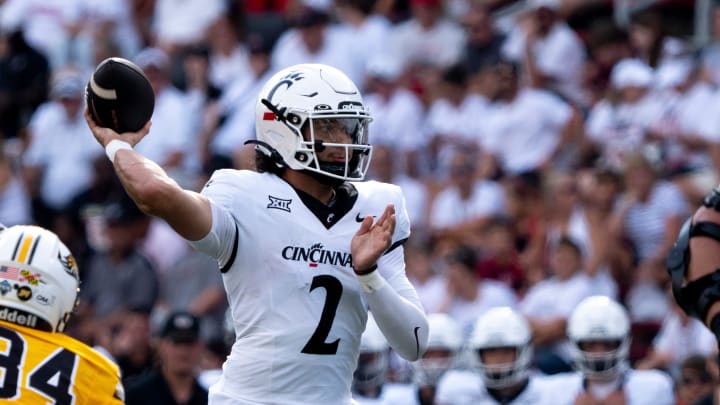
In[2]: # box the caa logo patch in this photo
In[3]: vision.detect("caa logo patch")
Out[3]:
[267,196,292,212]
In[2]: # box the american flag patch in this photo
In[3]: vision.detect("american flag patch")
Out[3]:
[0,266,19,280]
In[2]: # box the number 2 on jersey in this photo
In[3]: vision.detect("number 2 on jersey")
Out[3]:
[0,327,78,404]
[302,275,343,355]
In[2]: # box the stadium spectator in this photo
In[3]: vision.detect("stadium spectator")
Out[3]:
[152,0,226,55]
[0,26,49,140]
[460,2,505,75]
[271,5,359,83]
[125,311,208,405]
[502,0,587,107]
[81,198,158,322]
[674,355,716,405]
[475,216,525,291]
[609,152,687,322]
[438,245,517,337]
[480,59,582,176]
[520,237,593,374]
[22,69,101,227]
[156,245,227,341]
[636,298,717,376]
[429,150,506,247]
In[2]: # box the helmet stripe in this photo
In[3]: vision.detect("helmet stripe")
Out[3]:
[26,236,41,265]
[16,235,35,264]
[10,232,23,261]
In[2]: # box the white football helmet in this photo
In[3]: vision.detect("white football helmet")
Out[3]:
[0,225,79,333]
[353,313,389,394]
[567,296,630,380]
[412,313,463,387]
[469,307,532,389]
[254,63,373,181]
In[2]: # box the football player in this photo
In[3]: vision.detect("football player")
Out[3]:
[352,313,399,404]
[411,313,463,405]
[544,295,674,404]
[0,225,124,403]
[85,63,429,405]
[436,307,556,404]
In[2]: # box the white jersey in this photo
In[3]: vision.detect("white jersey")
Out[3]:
[541,370,674,405]
[436,370,557,405]
[353,383,419,405]
[191,170,412,405]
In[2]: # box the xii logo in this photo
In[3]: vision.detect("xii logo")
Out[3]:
[267,195,292,212]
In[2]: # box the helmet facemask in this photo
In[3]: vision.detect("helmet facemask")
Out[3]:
[353,350,388,394]
[573,339,629,380]
[476,346,531,389]
[412,348,457,387]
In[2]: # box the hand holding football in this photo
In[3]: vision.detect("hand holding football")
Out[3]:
[86,57,155,134]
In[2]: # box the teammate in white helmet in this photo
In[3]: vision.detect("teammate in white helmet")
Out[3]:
[85,63,429,405]
[436,307,556,404]
[543,296,674,404]
[411,313,464,405]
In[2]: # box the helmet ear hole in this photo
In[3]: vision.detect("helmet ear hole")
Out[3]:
[287,113,302,125]
[295,152,310,163]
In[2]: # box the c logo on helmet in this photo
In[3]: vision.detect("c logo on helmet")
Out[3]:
[267,71,305,103]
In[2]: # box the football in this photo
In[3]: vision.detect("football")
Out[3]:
[86,57,155,133]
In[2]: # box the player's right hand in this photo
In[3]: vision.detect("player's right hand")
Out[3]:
[84,107,151,148]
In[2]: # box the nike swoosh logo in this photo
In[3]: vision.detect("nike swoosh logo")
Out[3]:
[355,213,376,223]
[414,326,421,359]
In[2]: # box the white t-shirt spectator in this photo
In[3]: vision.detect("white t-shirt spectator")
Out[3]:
[502,22,586,106]
[153,0,225,46]
[482,88,571,174]
[410,274,447,316]
[585,96,663,171]
[653,311,717,372]
[0,0,83,68]
[425,94,492,170]
[24,103,102,209]
[271,25,361,86]
[446,280,517,337]
[389,18,465,69]
[211,70,274,158]
[335,15,392,81]
[365,88,425,151]
[429,180,506,230]
[134,86,196,168]
[209,46,252,91]
[0,177,31,226]
[520,273,594,359]
[622,181,688,262]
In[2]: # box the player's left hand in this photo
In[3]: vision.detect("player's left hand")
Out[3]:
[351,204,395,274]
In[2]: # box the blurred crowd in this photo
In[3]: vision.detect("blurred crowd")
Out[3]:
[0,0,719,402]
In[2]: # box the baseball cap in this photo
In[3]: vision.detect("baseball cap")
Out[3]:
[161,311,200,343]
[103,197,146,226]
[135,47,170,70]
[610,58,653,89]
[51,70,85,100]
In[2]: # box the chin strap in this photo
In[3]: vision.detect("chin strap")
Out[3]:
[668,188,720,331]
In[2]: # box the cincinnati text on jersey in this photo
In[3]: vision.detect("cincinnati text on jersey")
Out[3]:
[281,243,353,268]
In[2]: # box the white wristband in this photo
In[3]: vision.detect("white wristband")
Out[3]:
[357,270,387,294]
[105,139,133,163]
